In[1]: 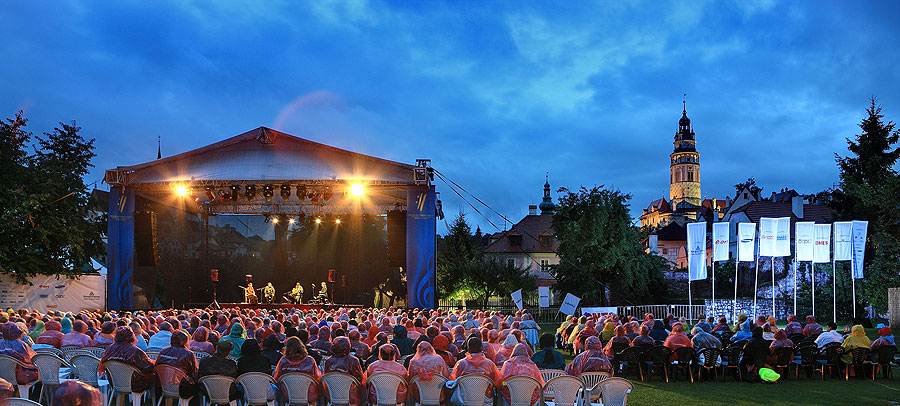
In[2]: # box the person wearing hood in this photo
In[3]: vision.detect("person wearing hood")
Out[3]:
[61,320,92,348]
[52,380,104,406]
[27,320,44,343]
[274,337,320,401]
[261,334,284,367]
[648,320,669,342]
[324,337,366,406]
[532,333,565,370]
[100,326,155,392]
[36,320,65,349]
[663,323,692,352]
[802,315,823,337]
[783,315,803,336]
[519,313,540,349]
[573,320,598,353]
[365,344,407,405]
[565,336,612,377]
[600,321,617,343]
[732,318,754,342]
[409,341,451,395]
[871,327,895,351]
[148,322,174,350]
[348,330,370,360]
[237,339,272,375]
[631,326,655,347]
[431,334,455,367]
[157,330,198,380]
[189,326,215,355]
[221,323,246,359]
[91,321,116,349]
[493,334,518,366]
[840,325,872,364]
[740,327,769,382]
[712,316,731,334]
[0,322,38,385]
[690,326,722,351]
[603,325,631,358]
[499,343,544,405]
[60,318,73,334]
[451,338,500,403]
[309,325,333,355]
[391,325,415,357]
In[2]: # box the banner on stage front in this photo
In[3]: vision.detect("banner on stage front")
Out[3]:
[510,289,523,311]
[813,224,831,263]
[581,307,617,317]
[712,222,729,262]
[0,274,105,313]
[538,286,550,308]
[559,293,581,316]
[833,221,853,261]
[775,217,791,257]
[738,223,756,262]
[687,222,707,281]
[759,217,777,257]
[795,222,815,262]
[851,220,868,279]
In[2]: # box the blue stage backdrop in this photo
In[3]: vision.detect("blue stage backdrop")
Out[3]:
[107,186,135,310]
[406,185,436,309]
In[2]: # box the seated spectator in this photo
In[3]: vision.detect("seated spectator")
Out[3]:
[494,334,518,365]
[603,326,630,358]
[100,326,155,392]
[324,337,366,406]
[91,321,116,349]
[27,320,44,343]
[599,321,616,342]
[499,344,543,405]
[871,327,895,351]
[623,322,639,341]
[348,330,370,360]
[148,322,174,350]
[565,336,612,377]
[261,334,283,368]
[663,323,692,351]
[237,338,272,375]
[220,323,246,359]
[769,330,793,351]
[408,341,451,385]
[431,334,455,367]
[711,317,731,334]
[694,315,712,333]
[451,338,500,404]
[740,327,769,382]
[840,325,871,364]
[273,337,320,401]
[129,322,149,351]
[648,320,668,342]
[732,314,748,332]
[53,380,104,405]
[0,322,38,385]
[814,323,843,348]
[803,316,823,337]
[519,313,540,347]
[691,326,722,350]
[732,318,753,342]
[762,324,776,341]
[365,344,407,405]
[198,340,240,402]
[189,326,215,355]
[157,330,198,382]
[391,325,415,357]
[309,325,333,355]
[784,315,803,336]
[61,320,92,348]
[36,320,64,349]
[631,326,655,347]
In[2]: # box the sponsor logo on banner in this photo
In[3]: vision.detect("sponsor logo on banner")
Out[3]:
[687,222,707,281]
[795,222,815,262]
[813,223,831,263]
[775,217,791,257]
[758,218,777,257]
[833,222,853,261]
[738,223,756,262]
[851,220,868,279]
[712,222,729,262]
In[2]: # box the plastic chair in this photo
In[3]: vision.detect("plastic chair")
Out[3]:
[845,347,872,381]
[693,348,721,382]
[409,374,447,406]
[155,365,192,406]
[320,372,360,406]
[501,375,540,406]
[146,349,161,361]
[817,343,843,380]
[793,344,818,380]
[367,372,406,406]
[193,351,211,361]
[69,354,102,387]
[615,347,645,382]
[454,374,493,406]
[0,398,41,406]
[33,347,64,358]
[542,375,584,406]
[60,345,84,353]
[539,369,565,383]
[84,347,107,359]
[770,347,794,380]
[198,375,238,406]
[579,371,609,403]
[874,346,897,380]
[236,372,276,406]
[278,372,318,406]
[0,355,38,399]
[104,360,148,406]
[721,345,743,382]
[643,346,670,382]
[670,347,694,383]
[63,348,89,364]
[32,353,68,404]
[596,377,633,406]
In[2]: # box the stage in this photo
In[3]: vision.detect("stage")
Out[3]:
[184,302,365,312]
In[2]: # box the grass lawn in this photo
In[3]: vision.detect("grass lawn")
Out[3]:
[537,323,900,405]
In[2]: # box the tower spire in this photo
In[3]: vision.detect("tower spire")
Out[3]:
[683,93,687,114]
[157,136,161,160]
[540,172,555,215]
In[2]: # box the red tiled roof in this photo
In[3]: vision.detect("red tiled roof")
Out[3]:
[730,201,834,224]
[483,214,557,253]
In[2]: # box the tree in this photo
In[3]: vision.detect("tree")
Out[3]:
[733,177,763,199]
[551,186,669,306]
[832,98,900,313]
[0,112,104,283]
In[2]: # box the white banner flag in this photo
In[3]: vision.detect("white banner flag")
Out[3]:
[759,217,777,257]
[558,293,581,316]
[775,217,791,257]
[510,289,523,311]
[687,222,707,281]
[648,234,658,254]
[833,221,853,261]
[795,222,815,262]
[813,224,831,263]
[712,222,730,262]
[851,220,868,279]
[738,222,756,262]
[538,286,550,308]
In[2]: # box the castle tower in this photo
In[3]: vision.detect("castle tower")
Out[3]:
[669,101,701,206]
[539,174,555,215]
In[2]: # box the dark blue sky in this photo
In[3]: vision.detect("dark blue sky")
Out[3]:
[2,1,898,234]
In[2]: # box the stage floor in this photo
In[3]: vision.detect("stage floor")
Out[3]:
[184,302,364,311]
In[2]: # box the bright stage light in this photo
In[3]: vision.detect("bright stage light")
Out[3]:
[175,185,188,196]
[288,217,295,224]
[315,217,322,224]
[350,183,364,197]
[272,217,279,224]
[335,218,342,224]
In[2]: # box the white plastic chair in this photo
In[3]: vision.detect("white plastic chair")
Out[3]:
[320,372,360,406]
[595,377,633,406]
[154,365,192,406]
[0,398,41,406]
[199,375,238,406]
[367,372,405,406]
[103,360,148,406]
[409,374,447,406]
[69,354,101,387]
[145,349,161,361]
[32,353,68,404]
[580,371,610,404]
[540,369,566,383]
[84,347,107,359]
[236,372,277,406]
[277,373,318,406]
[0,355,38,399]
[501,375,541,406]
[454,374,493,406]
[542,375,585,406]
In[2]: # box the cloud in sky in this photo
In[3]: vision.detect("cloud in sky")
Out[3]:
[1,0,898,234]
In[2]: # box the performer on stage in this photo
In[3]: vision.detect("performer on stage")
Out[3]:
[318,282,329,304]
[244,282,257,304]
[290,282,303,304]
[263,283,276,304]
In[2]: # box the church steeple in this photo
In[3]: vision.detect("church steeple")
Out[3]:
[669,98,701,206]
[539,173,555,215]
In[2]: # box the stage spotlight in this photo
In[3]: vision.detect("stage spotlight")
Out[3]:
[323,186,334,201]
[296,186,307,201]
[288,217,295,225]
[205,186,215,201]
[350,183,364,197]
[264,214,271,223]
[335,218,342,225]
[281,185,291,201]
[245,185,256,201]
[175,185,188,197]
[230,185,239,201]
[263,185,274,202]
[315,217,322,224]
[272,216,279,224]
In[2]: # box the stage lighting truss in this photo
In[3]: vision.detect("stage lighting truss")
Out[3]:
[280,184,291,201]
[296,185,307,201]
[205,186,215,202]
[263,185,275,202]
[230,185,239,201]
[245,185,256,201]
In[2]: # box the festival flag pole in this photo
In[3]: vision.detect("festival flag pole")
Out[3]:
[832,257,837,324]
[793,258,797,316]
[688,280,692,320]
[753,237,760,321]
[733,258,739,323]
[711,260,715,316]
[852,265,857,319]
[811,262,816,317]
[771,256,776,317]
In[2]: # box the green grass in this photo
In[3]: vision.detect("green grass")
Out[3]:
[537,323,900,405]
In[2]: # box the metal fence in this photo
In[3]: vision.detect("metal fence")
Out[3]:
[616,304,706,321]
[436,297,563,323]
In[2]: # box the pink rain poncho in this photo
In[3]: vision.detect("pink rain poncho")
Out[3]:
[189,326,215,355]
[0,322,37,384]
[565,336,612,377]
[36,320,64,348]
[365,344,408,404]
[494,334,518,366]
[324,337,366,406]
[499,344,544,404]
[451,339,500,398]
[99,326,155,392]
[156,331,198,382]
[274,337,321,401]
[409,342,451,382]
[309,325,333,355]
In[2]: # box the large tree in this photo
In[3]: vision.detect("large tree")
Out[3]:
[832,98,900,313]
[0,112,104,283]
[551,186,669,306]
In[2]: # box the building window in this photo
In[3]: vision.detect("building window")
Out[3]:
[540,235,552,247]
[540,260,550,271]
[687,167,694,182]
[663,248,668,255]
[509,235,523,247]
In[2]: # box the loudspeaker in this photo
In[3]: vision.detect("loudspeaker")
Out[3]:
[210,269,218,282]
[387,210,406,268]
[134,211,159,266]
[328,269,336,283]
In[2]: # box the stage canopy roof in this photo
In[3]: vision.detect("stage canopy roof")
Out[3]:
[104,127,419,214]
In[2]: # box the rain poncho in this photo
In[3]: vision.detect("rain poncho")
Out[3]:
[564,336,611,377]
[769,330,793,351]
[732,319,754,342]
[365,344,407,404]
[840,325,871,364]
[802,317,822,337]
[451,340,500,400]
[567,317,587,345]
[573,320,598,352]
[600,322,616,342]
[237,339,272,375]
[0,323,37,384]
[189,326,215,354]
[324,337,366,406]
[648,320,669,342]
[494,334,518,366]
[409,342,451,382]
[631,326,655,347]
[221,323,246,359]
[871,327,895,351]
[690,326,722,350]
[91,322,117,349]
[603,326,631,358]
[99,326,154,392]
[391,325,415,356]
[309,325,333,355]
[156,331,198,382]
[519,314,540,347]
[274,337,320,401]
[499,344,544,405]
[61,321,91,347]
[28,320,44,342]
[60,318,73,334]
[52,380,104,405]
[432,334,455,367]
[348,330,370,360]
[37,320,65,348]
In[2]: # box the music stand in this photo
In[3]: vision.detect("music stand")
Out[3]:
[206,269,221,310]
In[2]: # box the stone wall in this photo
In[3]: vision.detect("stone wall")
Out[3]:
[703,298,792,321]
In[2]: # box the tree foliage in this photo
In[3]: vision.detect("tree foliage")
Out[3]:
[734,177,763,198]
[0,111,104,283]
[551,186,668,306]
[832,98,900,312]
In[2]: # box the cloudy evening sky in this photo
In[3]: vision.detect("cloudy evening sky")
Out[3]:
[2,1,899,234]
